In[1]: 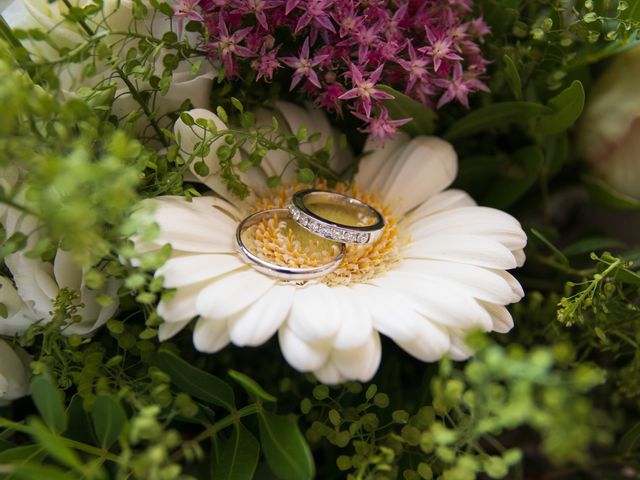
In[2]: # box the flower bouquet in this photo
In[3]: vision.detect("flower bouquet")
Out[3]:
[0,0,639,477]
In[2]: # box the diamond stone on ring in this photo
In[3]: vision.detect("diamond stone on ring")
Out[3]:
[288,189,386,245]
[236,208,346,281]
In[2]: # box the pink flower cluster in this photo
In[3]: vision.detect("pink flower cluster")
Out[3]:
[179,0,491,142]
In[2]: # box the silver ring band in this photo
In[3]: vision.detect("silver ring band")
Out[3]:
[288,189,385,244]
[235,208,345,281]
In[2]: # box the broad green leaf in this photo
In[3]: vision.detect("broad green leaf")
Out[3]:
[619,268,640,286]
[444,102,552,140]
[65,395,94,444]
[91,394,127,449]
[27,419,82,471]
[503,55,523,101]
[10,463,75,480]
[30,374,67,434]
[0,445,46,464]
[258,411,314,480]
[583,175,640,210]
[530,228,570,267]
[619,421,640,453]
[157,349,235,410]
[545,132,569,178]
[626,0,640,21]
[538,80,585,135]
[215,423,260,480]
[562,237,625,257]
[378,85,436,136]
[228,370,277,403]
[482,146,544,209]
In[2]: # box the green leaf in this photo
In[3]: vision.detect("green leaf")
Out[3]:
[481,146,544,209]
[0,445,46,464]
[378,85,436,136]
[583,175,640,210]
[65,395,94,444]
[91,394,127,449]
[258,411,314,480]
[216,423,260,479]
[157,349,235,410]
[538,80,585,135]
[444,102,552,140]
[619,421,640,453]
[562,237,626,257]
[297,168,315,184]
[9,464,76,480]
[530,228,570,267]
[30,374,67,434]
[619,268,640,286]
[27,419,82,471]
[503,55,522,101]
[228,370,277,403]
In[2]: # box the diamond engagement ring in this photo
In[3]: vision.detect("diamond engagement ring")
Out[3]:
[288,189,386,244]
[235,208,346,281]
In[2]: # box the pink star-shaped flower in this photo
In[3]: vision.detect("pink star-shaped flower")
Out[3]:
[339,63,394,118]
[280,37,329,90]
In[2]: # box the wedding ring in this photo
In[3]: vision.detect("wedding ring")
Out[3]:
[288,189,385,244]
[235,208,345,281]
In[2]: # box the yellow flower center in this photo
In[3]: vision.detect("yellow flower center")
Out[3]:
[244,182,403,285]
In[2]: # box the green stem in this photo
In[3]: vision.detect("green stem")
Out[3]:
[0,15,23,50]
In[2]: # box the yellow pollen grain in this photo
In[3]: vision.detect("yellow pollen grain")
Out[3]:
[245,181,404,286]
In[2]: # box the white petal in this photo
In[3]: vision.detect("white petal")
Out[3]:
[397,259,522,304]
[156,254,245,288]
[331,332,381,382]
[351,284,424,342]
[407,189,476,223]
[228,285,295,346]
[395,323,451,362]
[448,331,474,360]
[278,326,330,371]
[372,272,492,330]
[404,234,518,270]
[313,362,345,385]
[409,206,527,251]
[480,301,514,333]
[193,317,230,353]
[286,283,342,342]
[331,286,372,349]
[53,249,82,291]
[0,276,37,336]
[158,319,191,341]
[356,133,410,190]
[380,137,458,214]
[157,280,208,323]
[195,269,275,320]
[513,249,526,267]
[144,197,236,253]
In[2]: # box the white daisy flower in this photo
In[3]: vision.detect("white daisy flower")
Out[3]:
[137,102,526,384]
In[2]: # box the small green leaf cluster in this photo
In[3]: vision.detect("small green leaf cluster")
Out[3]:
[301,337,611,480]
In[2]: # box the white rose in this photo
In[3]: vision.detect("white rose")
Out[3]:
[1,205,120,336]
[2,0,215,119]
[577,46,640,200]
[0,339,30,405]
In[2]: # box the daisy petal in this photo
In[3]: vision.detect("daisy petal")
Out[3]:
[380,137,458,214]
[195,269,275,320]
[331,332,381,382]
[449,331,474,360]
[480,301,514,333]
[357,136,411,195]
[158,319,191,341]
[404,234,518,269]
[229,285,295,346]
[144,197,236,253]
[372,272,493,330]
[53,249,82,291]
[351,284,424,342]
[331,286,373,349]
[157,280,208,323]
[278,326,331,371]
[398,259,523,304]
[286,283,342,342]
[193,317,230,353]
[314,362,346,384]
[395,323,451,362]
[157,254,245,288]
[407,189,476,223]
